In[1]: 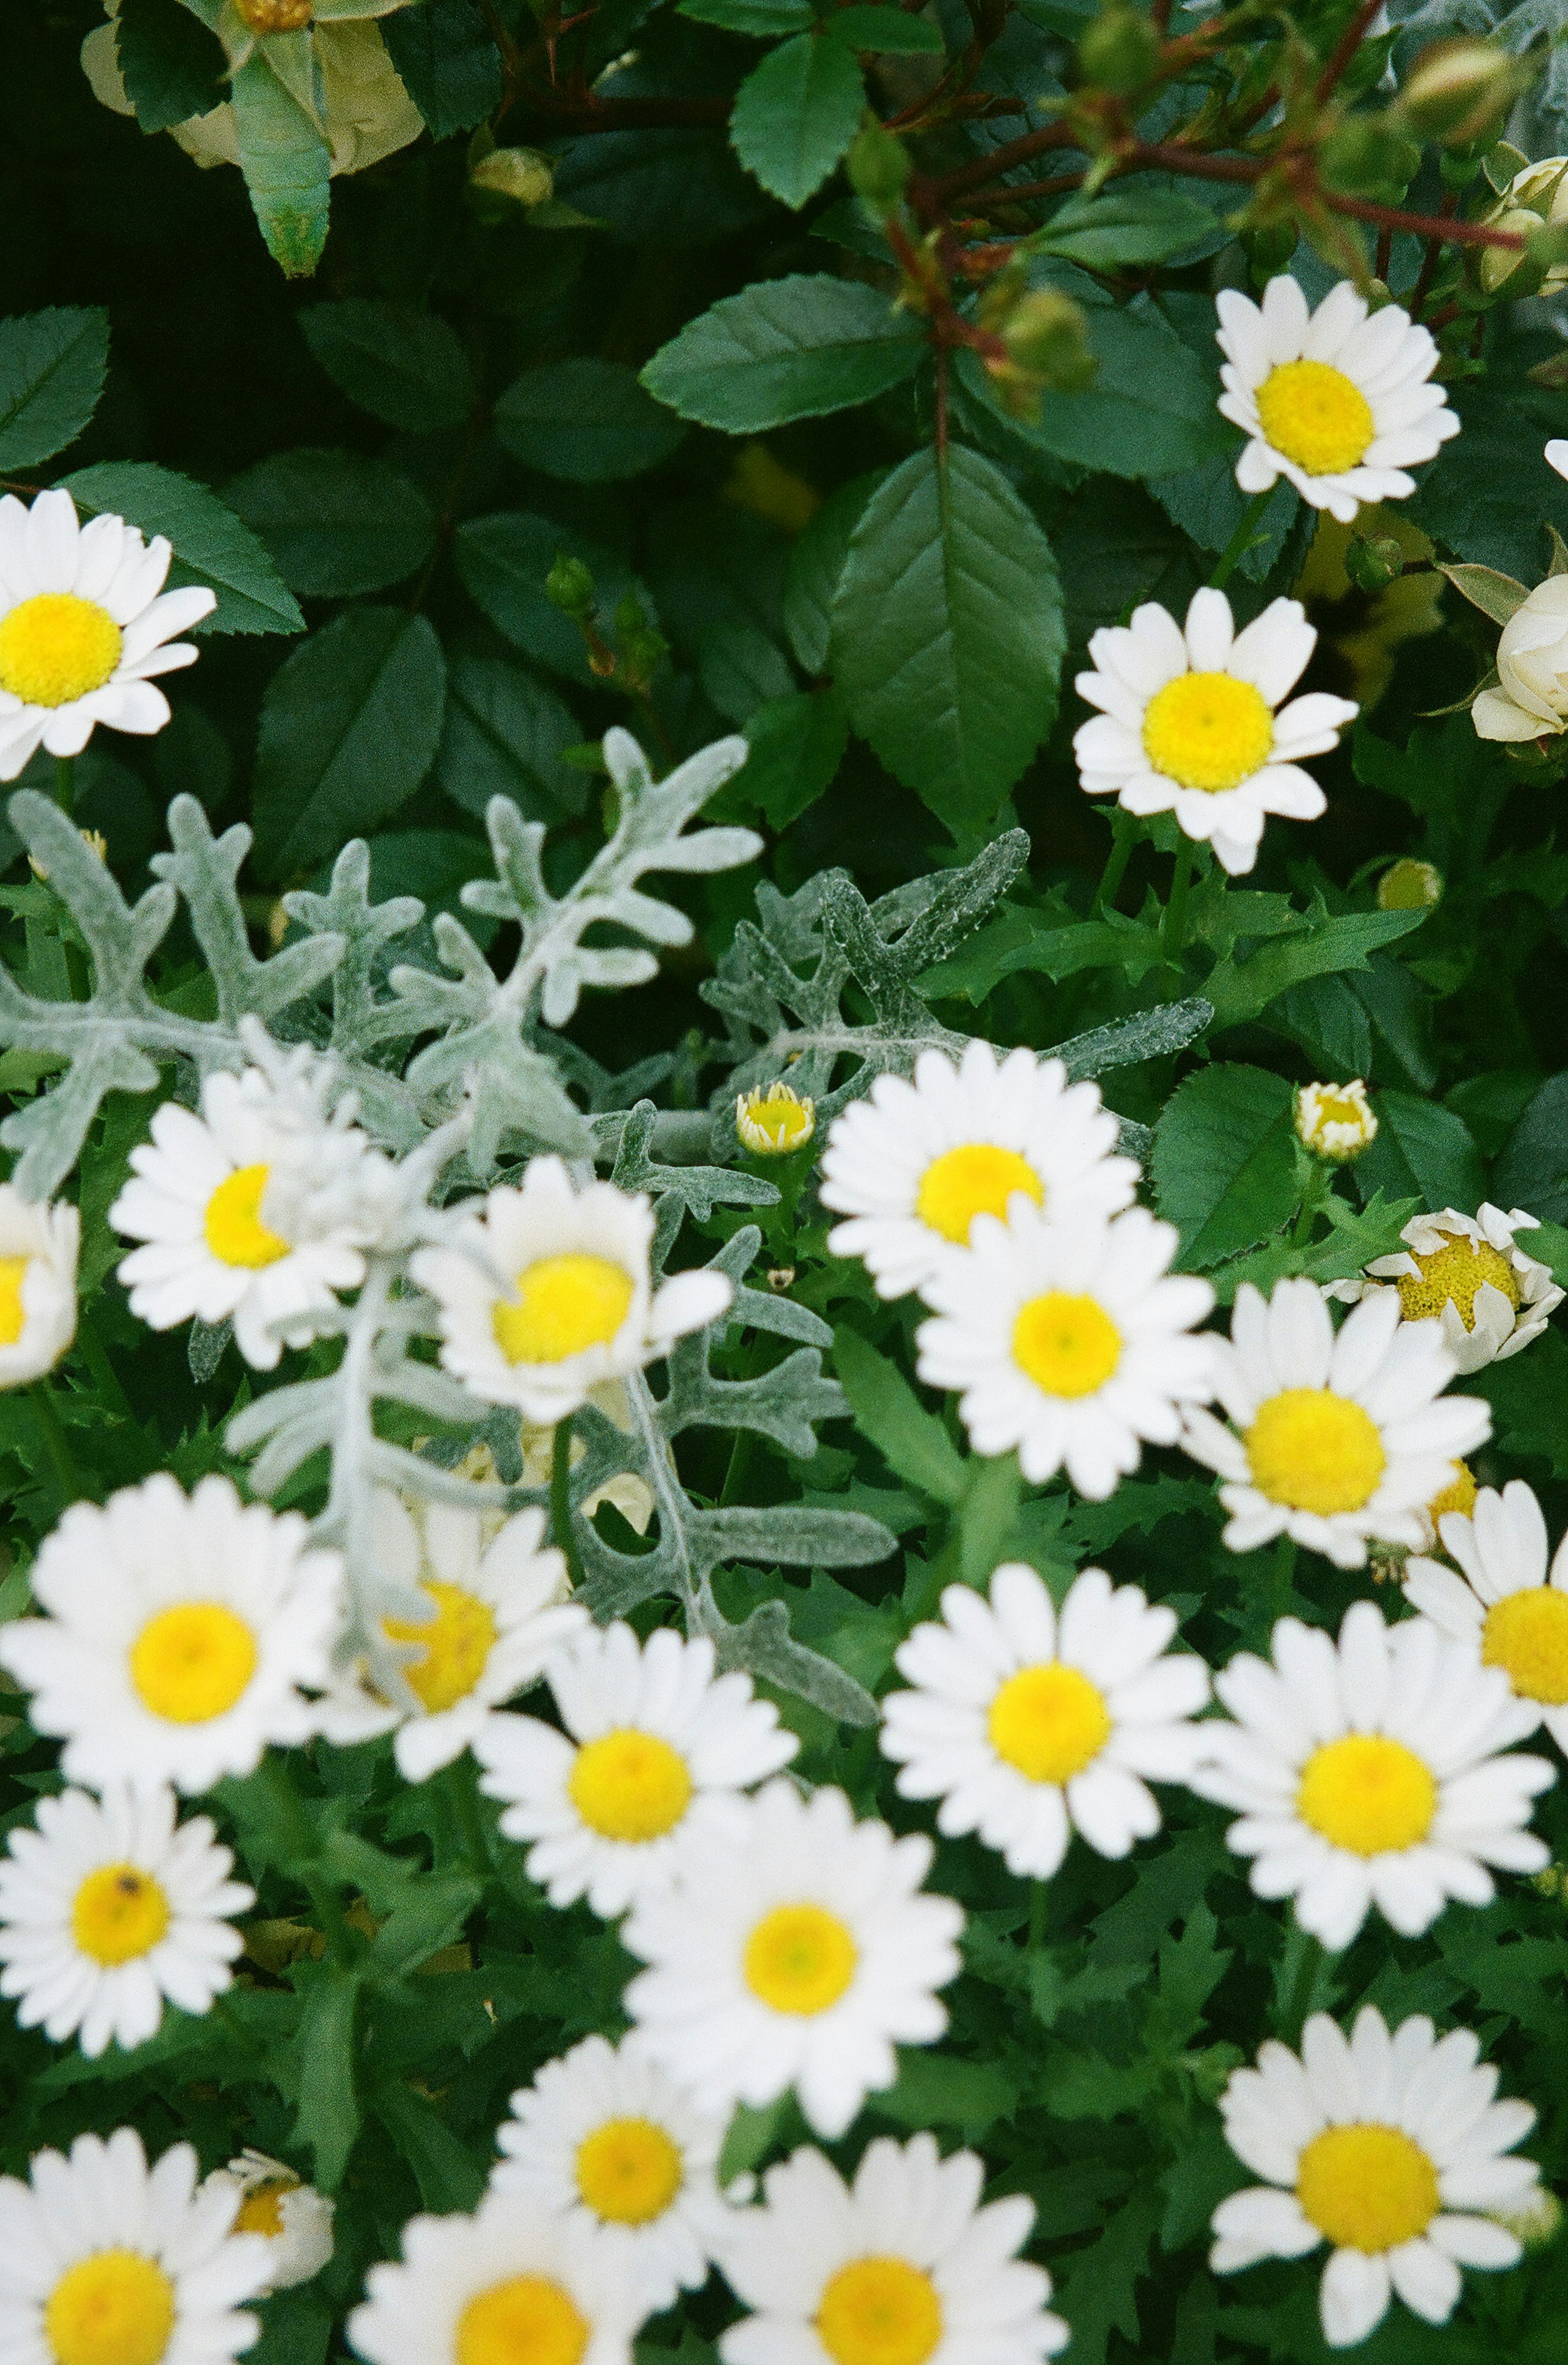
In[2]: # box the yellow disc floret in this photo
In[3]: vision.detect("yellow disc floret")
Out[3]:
[736,1084,816,1155]
[988,1663,1111,1784]
[1427,1459,1477,1528]
[234,2182,291,2238]
[1255,360,1376,477]
[203,1165,290,1270]
[1244,1389,1386,1515]
[1140,671,1275,793]
[43,2251,176,2365]
[1483,1589,1568,1706]
[816,2258,944,2365]
[568,1728,693,1842]
[383,1582,498,1714]
[493,1254,634,1365]
[744,1903,858,2015]
[916,1144,1043,1244]
[1295,2122,1440,2252]
[0,593,122,709]
[1011,1292,1122,1398]
[575,2117,684,2224]
[1296,1734,1437,1854]
[456,2277,589,2365]
[70,1864,171,1966]
[233,0,314,27]
[1396,1238,1520,1330]
[129,1603,258,1724]
[0,1254,29,1346]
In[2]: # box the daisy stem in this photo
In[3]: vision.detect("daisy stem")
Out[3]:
[1162,843,1194,963]
[443,1755,490,1880]
[1094,810,1138,915]
[551,1414,586,1594]
[1279,1926,1324,2042]
[1291,1164,1332,1248]
[1207,488,1274,594]
[1270,1533,1296,1622]
[1029,1879,1047,1953]
[52,756,74,815]
[32,1380,78,1501]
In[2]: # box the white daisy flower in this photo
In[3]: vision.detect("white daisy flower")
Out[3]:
[473,1621,797,1919]
[110,1050,394,1370]
[1294,1080,1377,1165]
[0,2125,270,2365]
[717,2134,1069,2365]
[0,489,216,779]
[1211,2005,1539,2348]
[203,2150,335,2293]
[411,1157,732,1423]
[0,1783,253,2058]
[0,1184,77,1384]
[1405,1480,1568,1750]
[881,1562,1209,1880]
[915,1203,1215,1500]
[1179,1276,1490,1566]
[491,2033,733,2310]
[1072,590,1357,877]
[0,1472,343,1794]
[819,1042,1138,1301]
[737,1083,816,1156]
[1215,276,1459,524]
[1191,1600,1552,1951]
[621,1779,963,2140]
[348,2189,646,2365]
[312,1492,586,1781]
[1324,1204,1564,1375]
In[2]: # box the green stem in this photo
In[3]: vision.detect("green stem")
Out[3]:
[32,1383,77,1501]
[719,1427,754,1508]
[1029,1880,1047,1953]
[1162,842,1194,963]
[1280,1928,1324,2042]
[551,1414,586,1594]
[1270,1533,1296,1625]
[443,1757,490,1879]
[74,1312,133,1420]
[1094,809,1138,916]
[53,756,74,816]
[1207,487,1274,592]
[1291,1164,1332,1249]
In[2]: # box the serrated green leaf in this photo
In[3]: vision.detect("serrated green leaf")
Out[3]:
[1031,187,1225,269]
[871,2048,1015,2137]
[224,448,436,598]
[835,1323,967,1505]
[372,2079,488,2213]
[830,4,945,49]
[292,1966,361,2191]
[452,513,648,688]
[784,470,884,671]
[298,298,476,432]
[1492,1070,1568,1223]
[0,308,109,472]
[1356,1089,1485,1215]
[1203,903,1429,1031]
[730,33,866,208]
[62,460,305,637]
[228,50,332,280]
[738,686,848,827]
[115,0,227,131]
[379,0,502,137]
[436,655,587,824]
[1470,1327,1568,1479]
[495,358,687,482]
[642,278,922,434]
[682,0,814,27]
[1152,1064,1299,1270]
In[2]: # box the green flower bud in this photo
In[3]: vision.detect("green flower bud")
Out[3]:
[846,122,911,222]
[1345,534,1407,593]
[1000,289,1098,390]
[1075,1,1162,96]
[1394,38,1532,149]
[546,554,596,617]
[1317,114,1422,198]
[1476,204,1543,294]
[468,147,555,207]
[1377,858,1442,912]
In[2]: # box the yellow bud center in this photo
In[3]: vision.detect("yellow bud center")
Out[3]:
[1483,1589,1568,1706]
[233,0,314,28]
[1141,670,1275,793]
[455,2277,589,2365]
[988,1662,1111,1784]
[234,2182,291,2239]
[574,2117,684,2225]
[1255,359,1375,477]
[568,1728,693,1841]
[1244,1388,1386,1515]
[1011,1291,1121,1397]
[203,1164,290,1270]
[44,2251,176,2365]
[738,1086,815,1155]
[916,1144,1044,1245]
[0,1254,29,1346]
[1297,1733,1437,1854]
[129,1602,258,1724]
[1427,1459,1477,1527]
[70,1864,171,1966]
[0,593,122,709]
[743,1902,858,2015]
[383,1581,498,1714]
[1295,2123,1440,2252]
[1396,1237,1520,1331]
[492,1254,634,1365]
[815,2259,944,2365]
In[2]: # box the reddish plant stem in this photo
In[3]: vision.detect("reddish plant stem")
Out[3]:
[935,345,951,459]
[1330,187,1515,249]
[1314,0,1384,102]
[1405,187,1458,319]
[1376,220,1393,279]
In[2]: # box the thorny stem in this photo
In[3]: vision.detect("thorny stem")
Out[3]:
[551,1413,587,1595]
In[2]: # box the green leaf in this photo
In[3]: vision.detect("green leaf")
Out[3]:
[298,298,477,432]
[1471,1327,1568,1479]
[871,2047,1015,2138]
[0,308,109,470]
[717,2096,796,2185]
[62,460,305,637]
[1205,1186,1425,1307]
[115,0,227,131]
[784,470,884,672]
[1356,1089,1486,1215]
[1203,902,1429,1031]
[228,51,332,281]
[1031,187,1225,269]
[368,1872,482,1977]
[835,1323,967,1505]
[372,2080,487,2213]
[1492,1071,1568,1223]
[1152,1064,1299,1269]
[436,655,587,824]
[830,446,1066,830]
[1051,2189,1159,2360]
[253,607,447,879]
[730,33,866,209]
[224,449,436,598]
[452,513,648,688]
[682,0,815,27]
[379,0,503,138]
[292,1966,361,2191]
[830,4,945,48]
[641,277,922,434]
[739,686,848,827]
[494,358,687,483]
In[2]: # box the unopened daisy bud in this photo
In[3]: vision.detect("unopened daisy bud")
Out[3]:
[207,2149,335,2291]
[1487,2187,1563,2251]
[1317,115,1422,198]
[847,121,911,221]
[1477,204,1546,293]
[1395,37,1531,148]
[1000,288,1097,390]
[1295,1079,1378,1164]
[1345,533,1406,593]
[1377,856,1442,910]
[468,146,554,207]
[736,1082,815,1156]
[1076,0,1162,95]
[546,553,596,618]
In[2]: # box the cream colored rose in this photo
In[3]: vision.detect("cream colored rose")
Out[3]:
[1473,577,1568,742]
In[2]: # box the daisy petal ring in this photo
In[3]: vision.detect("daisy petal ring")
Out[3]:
[1405,1479,1568,1748]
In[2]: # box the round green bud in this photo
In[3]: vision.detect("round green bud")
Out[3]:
[1395,37,1530,148]
[1000,289,1098,390]
[1317,114,1422,197]
[468,147,555,207]
[546,554,596,617]
[1345,534,1406,593]
[1377,857,1443,912]
[1075,1,1162,96]
[847,122,911,220]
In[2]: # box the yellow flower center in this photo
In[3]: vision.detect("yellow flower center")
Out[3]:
[0,1254,29,1346]
[574,2117,684,2225]
[1140,670,1275,793]
[0,593,122,710]
[1482,1589,1568,1707]
[1244,1389,1386,1515]
[816,2259,944,2365]
[492,1254,635,1365]
[129,1602,258,1724]
[567,1728,693,1842]
[1011,1291,1121,1397]
[1254,359,1376,477]
[234,2182,291,2238]
[743,1902,858,2015]
[70,1864,171,1966]
[988,1663,1111,1784]
[455,2277,589,2365]
[1396,1238,1521,1331]
[915,1144,1044,1245]
[233,0,314,28]
[1295,2123,1440,2253]
[203,1165,290,1270]
[43,2251,176,2365]
[1297,1734,1437,1855]
[1427,1459,1477,1527]
[738,1086,815,1154]
[383,1581,498,1714]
